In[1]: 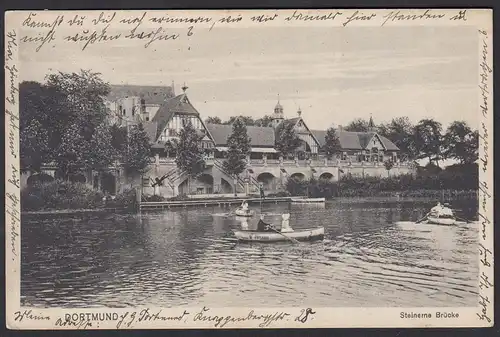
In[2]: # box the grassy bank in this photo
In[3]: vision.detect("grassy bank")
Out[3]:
[21,181,138,212]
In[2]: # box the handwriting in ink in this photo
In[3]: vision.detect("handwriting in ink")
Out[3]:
[55,318,93,329]
[6,30,17,62]
[5,64,19,105]
[64,25,122,51]
[6,192,20,260]
[476,294,491,323]
[67,14,86,26]
[479,30,492,118]
[284,10,342,22]
[295,308,316,323]
[193,306,289,328]
[209,14,242,31]
[381,10,445,26]
[119,11,147,31]
[125,27,179,48]
[449,10,467,21]
[479,271,493,290]
[14,310,50,322]
[92,11,116,25]
[342,11,376,27]
[478,243,492,267]
[149,14,212,25]
[21,14,64,51]
[251,13,278,23]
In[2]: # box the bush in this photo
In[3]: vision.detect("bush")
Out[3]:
[284,163,478,199]
[168,193,189,201]
[267,191,291,197]
[21,180,104,211]
[142,194,166,202]
[107,188,138,211]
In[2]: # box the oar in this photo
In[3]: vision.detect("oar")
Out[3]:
[416,212,430,224]
[267,225,302,245]
[455,215,470,223]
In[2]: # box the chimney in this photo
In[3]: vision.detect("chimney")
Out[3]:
[297,107,302,117]
[171,80,175,96]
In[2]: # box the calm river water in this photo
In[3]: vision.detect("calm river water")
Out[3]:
[21,199,479,308]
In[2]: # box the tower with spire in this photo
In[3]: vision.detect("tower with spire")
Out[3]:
[272,95,284,129]
[368,114,376,132]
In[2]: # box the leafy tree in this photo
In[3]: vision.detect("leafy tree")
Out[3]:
[275,121,301,158]
[443,121,478,164]
[254,115,274,127]
[175,120,206,193]
[377,117,418,160]
[414,119,443,166]
[224,115,255,126]
[223,118,252,195]
[383,160,394,177]
[323,127,341,159]
[205,116,222,124]
[110,124,127,154]
[123,123,152,174]
[164,139,178,157]
[344,118,370,132]
[19,81,64,172]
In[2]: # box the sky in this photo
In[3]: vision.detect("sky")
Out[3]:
[19,24,479,131]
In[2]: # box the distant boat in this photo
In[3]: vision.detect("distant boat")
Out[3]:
[234,208,255,217]
[426,216,459,226]
[290,197,326,203]
[233,227,325,243]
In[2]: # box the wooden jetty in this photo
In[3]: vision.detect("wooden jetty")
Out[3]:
[139,196,300,210]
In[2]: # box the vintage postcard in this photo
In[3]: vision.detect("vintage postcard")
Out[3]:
[5,9,493,329]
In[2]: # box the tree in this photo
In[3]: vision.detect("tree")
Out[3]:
[323,127,341,159]
[33,70,114,179]
[224,115,255,126]
[175,120,206,193]
[205,116,222,124]
[254,115,274,127]
[164,139,178,157]
[383,160,394,177]
[377,117,418,160]
[19,81,65,172]
[344,118,370,132]
[414,119,443,166]
[123,123,152,174]
[443,121,478,164]
[223,118,252,195]
[275,121,301,158]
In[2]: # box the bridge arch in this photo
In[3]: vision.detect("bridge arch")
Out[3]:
[257,172,276,191]
[179,173,214,195]
[27,173,54,186]
[319,172,334,181]
[290,172,305,181]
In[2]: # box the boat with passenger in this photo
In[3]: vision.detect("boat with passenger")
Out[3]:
[234,201,255,217]
[421,202,461,226]
[233,213,325,242]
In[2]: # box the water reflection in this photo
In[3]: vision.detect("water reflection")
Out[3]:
[21,199,478,308]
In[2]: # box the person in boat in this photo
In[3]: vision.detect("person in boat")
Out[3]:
[439,203,455,218]
[257,214,274,232]
[280,213,294,233]
[240,201,249,213]
[429,202,443,217]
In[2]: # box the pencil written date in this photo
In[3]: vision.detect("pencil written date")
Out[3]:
[17,9,470,51]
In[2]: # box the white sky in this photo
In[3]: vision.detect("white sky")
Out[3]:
[19,25,479,130]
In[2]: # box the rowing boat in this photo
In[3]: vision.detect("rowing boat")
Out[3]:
[290,197,326,203]
[233,227,325,242]
[426,216,459,226]
[234,208,255,217]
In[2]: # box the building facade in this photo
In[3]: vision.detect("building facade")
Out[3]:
[21,84,415,197]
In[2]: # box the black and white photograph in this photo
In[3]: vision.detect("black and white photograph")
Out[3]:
[5,9,493,329]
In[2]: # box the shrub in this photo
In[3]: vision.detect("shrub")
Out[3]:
[21,180,104,211]
[107,188,138,211]
[168,193,189,201]
[142,194,166,202]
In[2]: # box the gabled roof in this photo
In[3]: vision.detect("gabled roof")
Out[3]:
[143,121,158,143]
[206,124,275,147]
[107,84,174,105]
[311,130,400,151]
[152,94,201,140]
[279,117,321,148]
